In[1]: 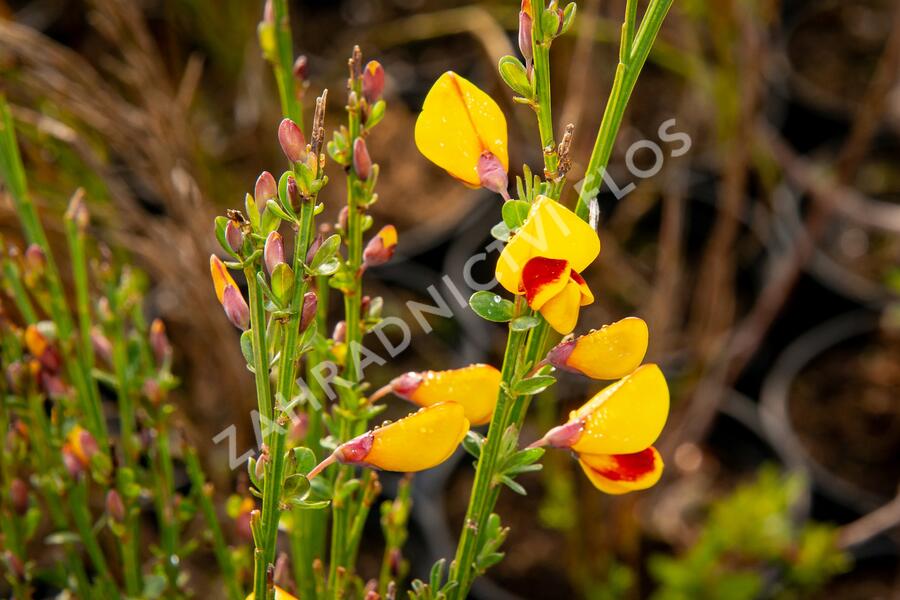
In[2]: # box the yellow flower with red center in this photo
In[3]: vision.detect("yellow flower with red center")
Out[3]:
[383,364,501,425]
[531,364,669,494]
[414,71,509,196]
[308,402,469,478]
[496,195,601,334]
[546,317,649,380]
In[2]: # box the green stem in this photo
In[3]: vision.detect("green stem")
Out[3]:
[1,259,38,323]
[186,449,244,600]
[575,0,674,220]
[447,323,528,598]
[531,8,560,193]
[271,0,303,127]
[70,480,120,598]
[153,419,179,590]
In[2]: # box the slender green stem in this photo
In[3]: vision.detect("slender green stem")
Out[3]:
[70,480,120,598]
[622,0,638,62]
[271,0,303,127]
[531,7,560,193]
[447,323,528,598]
[1,260,38,323]
[152,419,179,590]
[186,449,244,600]
[575,0,674,219]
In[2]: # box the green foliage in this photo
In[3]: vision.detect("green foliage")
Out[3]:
[649,467,851,600]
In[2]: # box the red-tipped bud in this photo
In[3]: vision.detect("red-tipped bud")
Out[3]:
[363,225,398,268]
[106,489,126,522]
[24,244,46,274]
[286,175,302,211]
[264,232,285,276]
[306,233,324,265]
[335,432,374,464]
[389,372,423,398]
[149,318,171,365]
[300,292,318,333]
[477,151,509,199]
[255,171,278,204]
[293,55,309,82]
[263,0,274,24]
[62,446,85,478]
[278,118,307,163]
[222,285,250,330]
[362,60,385,104]
[90,328,113,365]
[9,478,28,515]
[518,9,533,63]
[225,220,243,253]
[332,321,347,344]
[353,137,372,181]
[530,420,584,449]
[255,448,270,481]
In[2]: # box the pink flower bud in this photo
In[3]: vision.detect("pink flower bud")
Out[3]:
[62,447,85,478]
[149,319,172,365]
[263,0,274,24]
[65,189,89,230]
[143,378,164,405]
[225,220,243,253]
[477,151,509,199]
[333,321,347,344]
[335,432,374,464]
[9,478,28,515]
[41,372,67,400]
[518,9,533,63]
[24,244,46,274]
[305,233,324,265]
[338,206,349,231]
[353,138,372,181]
[278,118,307,163]
[363,225,398,268]
[255,171,278,204]
[3,552,23,580]
[286,175,302,211]
[78,429,100,462]
[106,489,125,522]
[362,60,385,104]
[300,292,318,333]
[222,285,250,330]
[389,372,423,398]
[264,232,285,275]
[293,55,309,83]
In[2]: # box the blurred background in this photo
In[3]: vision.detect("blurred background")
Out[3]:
[1,0,899,597]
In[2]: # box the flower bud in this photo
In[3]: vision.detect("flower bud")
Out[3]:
[305,233,324,265]
[264,232,286,276]
[91,328,113,365]
[106,489,126,522]
[9,478,28,515]
[518,6,533,63]
[149,318,172,365]
[24,324,61,372]
[41,372,67,400]
[300,291,318,333]
[62,446,84,478]
[225,220,243,254]
[353,137,372,181]
[3,552,24,580]
[293,55,309,83]
[210,255,240,304]
[477,151,509,199]
[23,244,46,275]
[362,225,397,268]
[255,447,270,482]
[286,175,302,212]
[222,285,250,330]
[338,206,349,231]
[143,378,164,405]
[332,320,346,344]
[362,60,385,104]
[5,361,30,394]
[255,171,278,204]
[262,0,274,23]
[278,118,307,163]
[65,189,90,231]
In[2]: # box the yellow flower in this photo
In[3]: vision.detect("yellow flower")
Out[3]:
[210,254,238,304]
[415,71,508,190]
[531,364,669,495]
[363,224,398,267]
[495,196,601,334]
[309,402,469,478]
[385,364,501,425]
[546,317,649,380]
[246,586,299,600]
[577,447,664,495]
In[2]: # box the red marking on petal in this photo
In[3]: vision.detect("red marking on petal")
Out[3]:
[592,448,657,482]
[521,257,569,304]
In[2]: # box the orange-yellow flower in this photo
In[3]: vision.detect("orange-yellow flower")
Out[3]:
[210,254,238,304]
[414,72,509,194]
[496,196,600,334]
[363,225,398,268]
[210,255,250,330]
[309,402,469,478]
[546,317,649,380]
[246,586,298,600]
[531,364,669,495]
[383,364,501,425]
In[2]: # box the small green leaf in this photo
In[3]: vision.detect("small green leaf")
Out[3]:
[462,431,484,459]
[260,204,281,234]
[310,234,341,269]
[240,330,254,367]
[560,3,577,36]
[502,199,531,230]
[498,55,533,98]
[366,100,386,129]
[500,475,527,496]
[512,375,556,396]
[510,315,541,331]
[490,221,511,242]
[469,291,515,322]
[292,447,317,475]
[214,216,238,258]
[282,473,310,499]
[313,256,341,276]
[270,263,295,304]
[266,198,293,222]
[245,193,260,229]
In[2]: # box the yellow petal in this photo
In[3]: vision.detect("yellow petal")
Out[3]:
[578,447,663,494]
[571,271,594,306]
[377,224,398,249]
[405,364,501,426]
[564,317,649,380]
[24,324,48,358]
[539,279,583,335]
[496,196,601,295]
[210,255,238,304]
[366,402,469,472]
[569,364,669,455]
[246,586,299,600]
[66,425,89,465]
[414,71,508,186]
